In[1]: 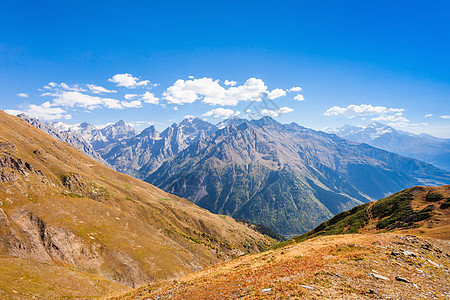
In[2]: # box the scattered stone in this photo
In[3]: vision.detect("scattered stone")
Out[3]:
[391,251,402,256]
[299,284,314,291]
[403,250,417,257]
[369,288,380,297]
[261,288,271,293]
[395,276,410,283]
[368,273,389,280]
[427,259,442,268]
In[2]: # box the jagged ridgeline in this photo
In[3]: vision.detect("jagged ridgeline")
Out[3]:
[0,111,274,298]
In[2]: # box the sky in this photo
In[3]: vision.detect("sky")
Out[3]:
[1,0,450,137]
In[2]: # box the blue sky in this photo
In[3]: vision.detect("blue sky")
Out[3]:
[1,0,450,137]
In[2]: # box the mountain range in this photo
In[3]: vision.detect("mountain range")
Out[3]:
[331,122,450,171]
[18,115,450,237]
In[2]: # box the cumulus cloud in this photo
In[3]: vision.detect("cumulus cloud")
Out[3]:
[124,94,138,100]
[108,73,150,88]
[289,86,302,92]
[371,113,409,123]
[324,104,404,117]
[6,102,71,120]
[163,77,268,106]
[441,115,450,119]
[202,108,240,118]
[120,100,142,108]
[141,91,159,104]
[323,104,412,126]
[184,115,194,119]
[224,80,237,86]
[86,84,117,94]
[425,114,433,118]
[17,93,29,98]
[267,88,286,100]
[50,91,123,110]
[43,82,87,92]
[261,106,294,117]
[4,109,23,116]
[294,94,304,101]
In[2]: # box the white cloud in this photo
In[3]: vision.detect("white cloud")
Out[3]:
[163,77,268,106]
[289,86,302,92]
[224,80,237,86]
[278,106,294,114]
[17,93,28,98]
[121,100,142,108]
[4,109,23,116]
[441,115,450,119]
[324,104,403,117]
[261,106,294,117]
[267,88,286,100]
[141,91,159,104]
[50,91,123,110]
[184,115,194,119]
[86,84,117,94]
[188,75,194,79]
[8,102,72,120]
[294,94,304,101]
[124,94,138,100]
[324,104,412,126]
[371,113,408,123]
[173,106,178,111]
[44,82,86,92]
[202,108,240,118]
[108,73,150,88]
[425,114,433,118]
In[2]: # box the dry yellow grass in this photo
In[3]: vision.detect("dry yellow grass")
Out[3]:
[115,233,450,299]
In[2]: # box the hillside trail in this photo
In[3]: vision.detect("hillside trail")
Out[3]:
[365,202,376,232]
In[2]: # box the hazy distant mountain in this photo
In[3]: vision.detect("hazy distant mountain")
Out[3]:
[18,114,106,164]
[99,118,217,179]
[332,123,450,171]
[146,117,450,237]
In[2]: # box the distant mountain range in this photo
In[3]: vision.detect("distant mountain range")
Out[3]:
[18,114,450,237]
[330,122,450,171]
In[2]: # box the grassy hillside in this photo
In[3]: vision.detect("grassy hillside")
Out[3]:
[277,185,449,248]
[0,110,274,299]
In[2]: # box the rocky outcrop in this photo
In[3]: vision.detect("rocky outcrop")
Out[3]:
[5,210,103,269]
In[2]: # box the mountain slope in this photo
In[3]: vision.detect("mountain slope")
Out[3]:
[0,110,273,298]
[115,185,450,300]
[333,123,450,171]
[146,117,450,237]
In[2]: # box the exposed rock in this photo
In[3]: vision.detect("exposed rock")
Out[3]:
[368,273,389,280]
[395,276,410,283]
[299,284,314,290]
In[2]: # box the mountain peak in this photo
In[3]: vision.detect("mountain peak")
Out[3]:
[113,120,128,127]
